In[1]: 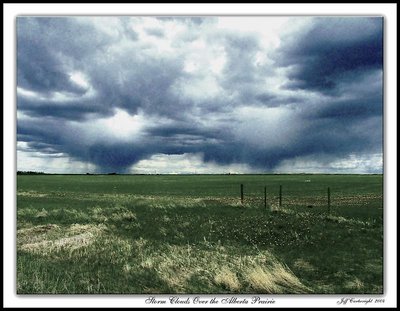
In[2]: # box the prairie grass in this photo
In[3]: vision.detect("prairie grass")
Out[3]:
[214,267,241,291]
[17,174,383,294]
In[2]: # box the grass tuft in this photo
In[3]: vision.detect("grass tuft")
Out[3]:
[214,267,241,291]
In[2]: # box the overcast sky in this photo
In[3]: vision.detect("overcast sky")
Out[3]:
[17,16,383,174]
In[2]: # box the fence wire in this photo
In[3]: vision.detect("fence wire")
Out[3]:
[229,181,382,211]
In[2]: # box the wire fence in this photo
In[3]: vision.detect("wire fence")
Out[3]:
[234,182,383,214]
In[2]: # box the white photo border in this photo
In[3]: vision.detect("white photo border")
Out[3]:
[4,3,397,308]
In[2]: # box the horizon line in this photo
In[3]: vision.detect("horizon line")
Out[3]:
[17,171,383,176]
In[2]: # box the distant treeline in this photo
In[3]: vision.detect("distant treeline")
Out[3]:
[17,171,46,175]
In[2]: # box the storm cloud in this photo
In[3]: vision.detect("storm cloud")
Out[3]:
[274,17,383,94]
[17,16,383,173]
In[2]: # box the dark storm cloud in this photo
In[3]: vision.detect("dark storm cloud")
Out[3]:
[18,117,149,172]
[82,143,151,172]
[253,92,305,108]
[17,117,67,148]
[147,124,220,141]
[16,17,199,171]
[17,17,185,119]
[86,55,185,117]
[255,93,276,104]
[17,17,114,96]
[17,17,383,173]
[308,69,383,120]
[275,17,383,95]
[17,96,111,121]
[207,116,381,172]
[241,16,384,172]
[316,96,382,119]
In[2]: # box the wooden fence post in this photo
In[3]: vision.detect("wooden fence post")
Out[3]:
[241,184,244,204]
[264,186,267,209]
[328,187,331,213]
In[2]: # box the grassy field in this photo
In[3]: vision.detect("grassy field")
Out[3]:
[17,174,383,294]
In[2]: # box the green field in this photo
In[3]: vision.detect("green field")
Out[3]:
[17,174,383,294]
